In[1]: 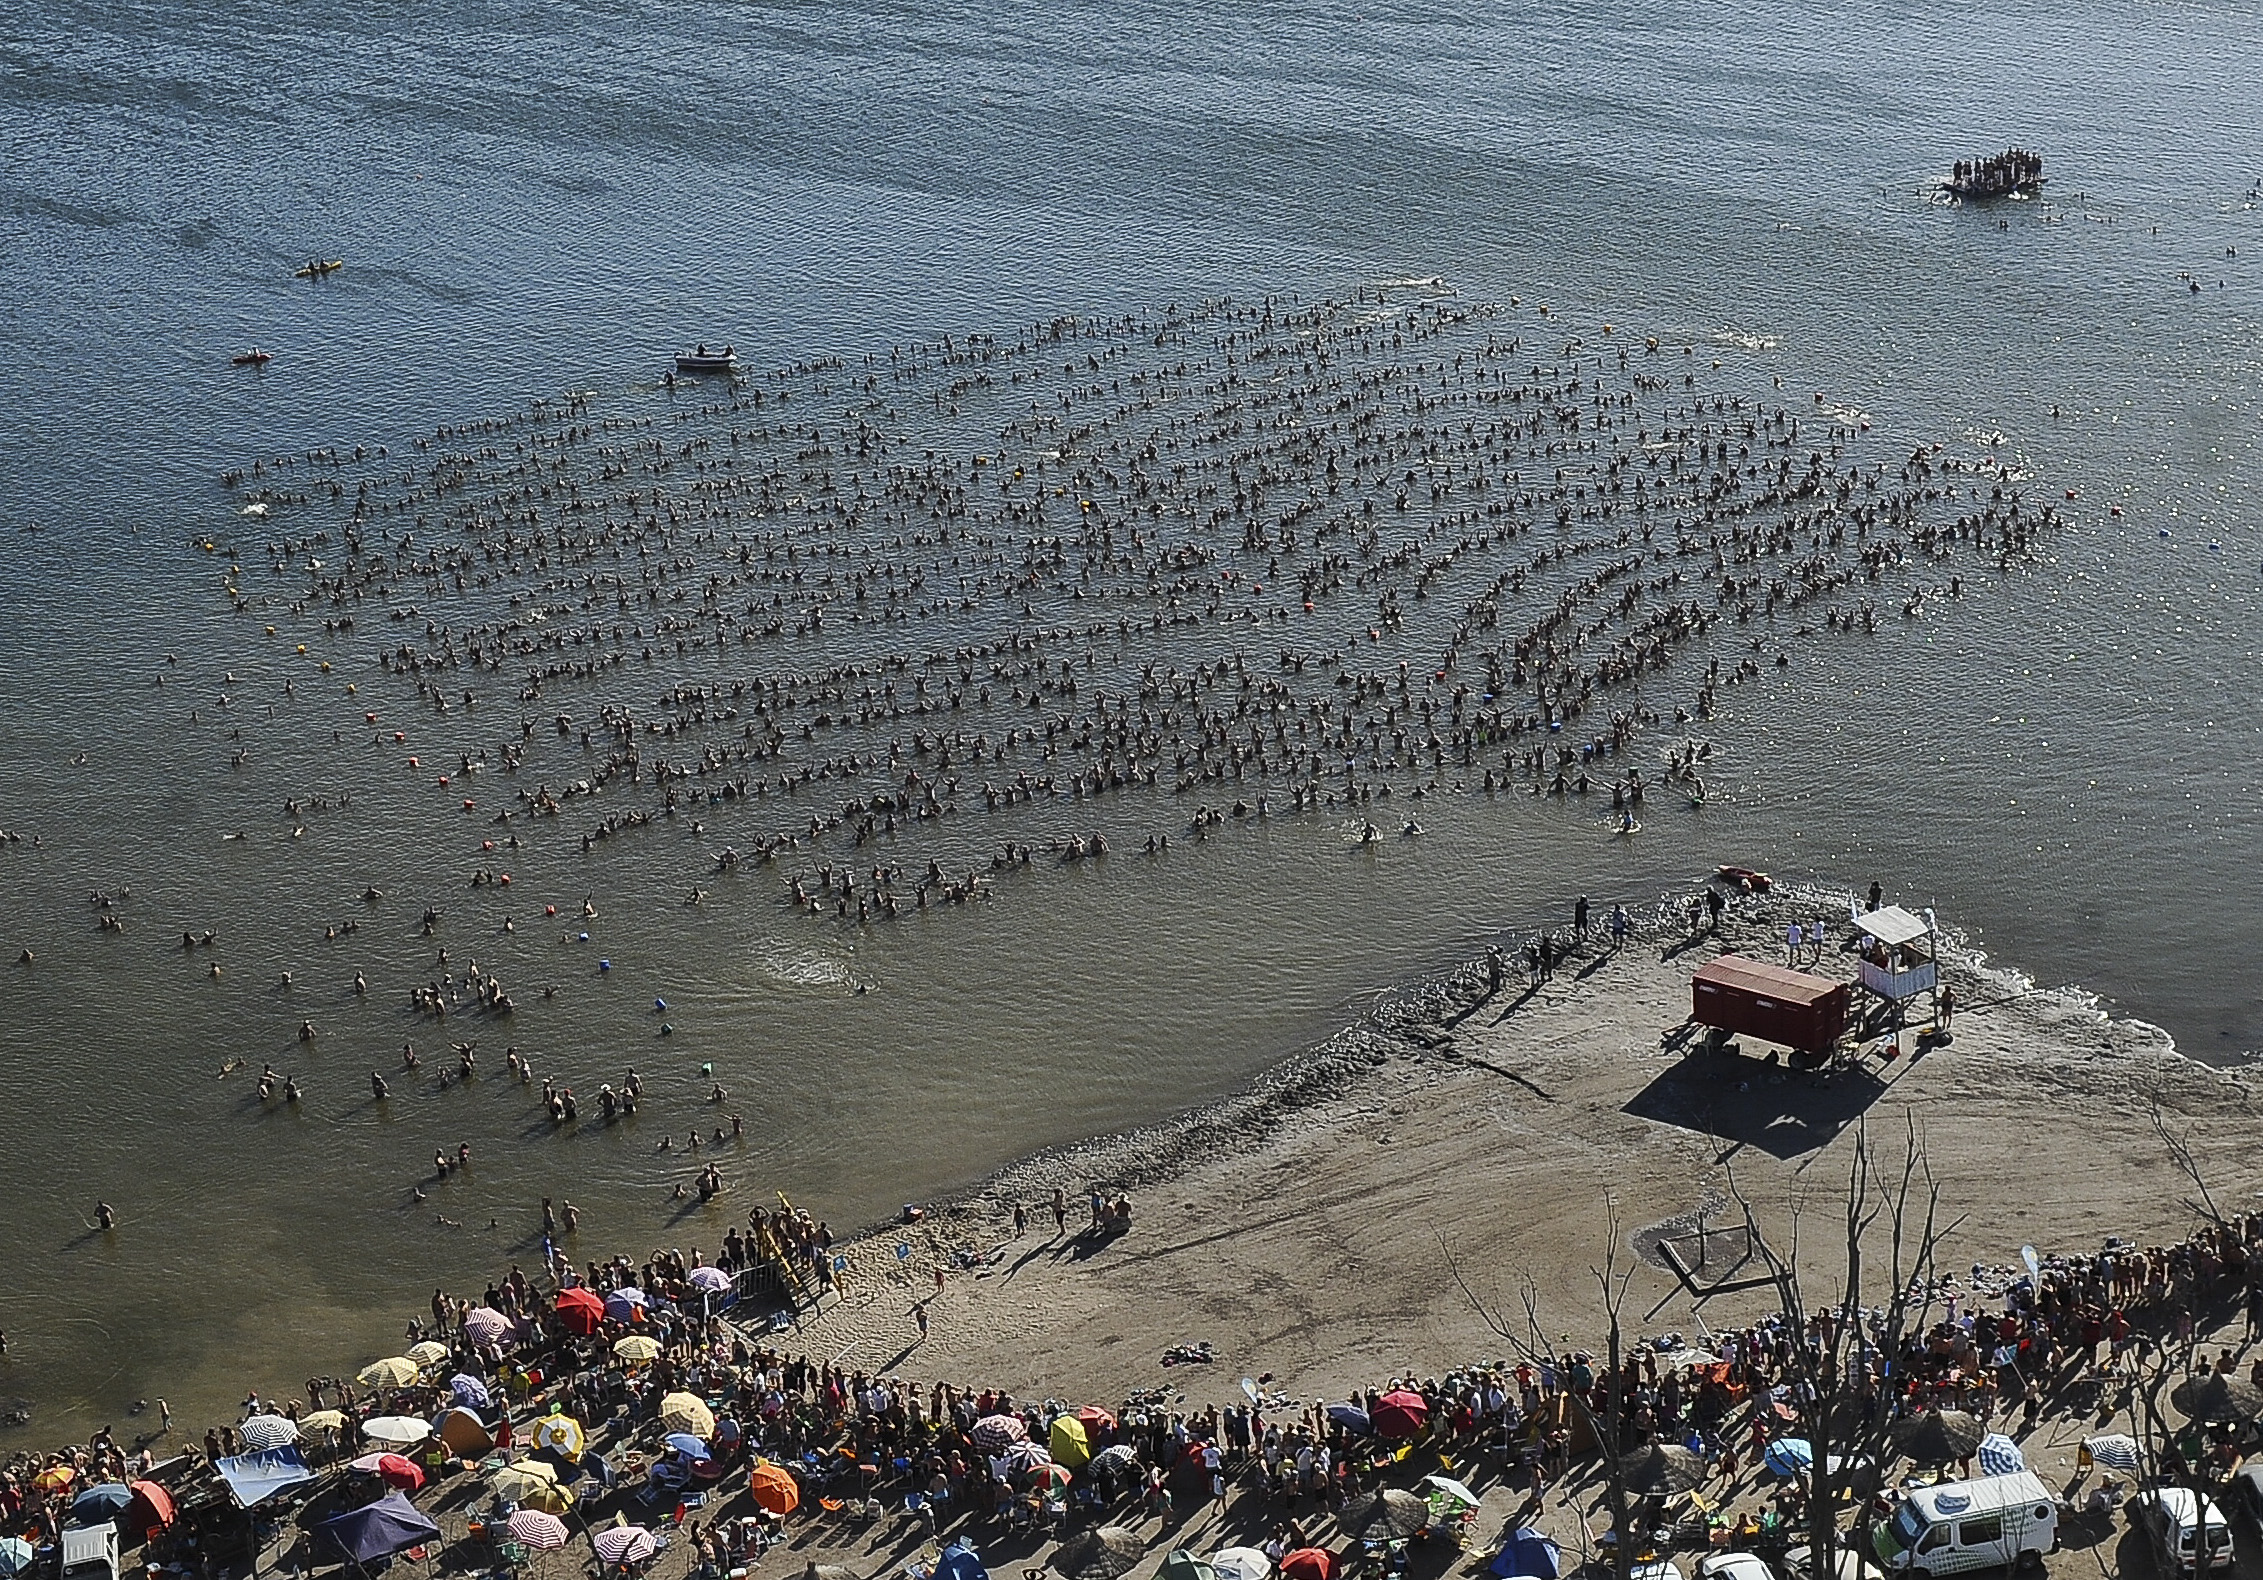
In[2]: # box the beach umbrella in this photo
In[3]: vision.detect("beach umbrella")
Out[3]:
[687,1266,731,1293]
[1490,1530,1561,1580]
[1025,1462,1074,1493]
[124,1480,176,1534]
[1051,1526,1144,1580]
[1075,1405,1119,1436]
[1763,1438,1814,1478]
[747,1459,800,1517]
[657,1393,714,1437]
[1619,1443,1707,1496]
[361,1414,431,1447]
[1324,1402,1371,1435]
[0,1538,35,1577]
[2082,1433,2140,1473]
[406,1341,452,1368]
[555,1287,606,1335]
[936,1542,988,1580]
[71,1484,135,1525]
[33,1464,78,1493]
[358,1356,422,1390]
[1893,1410,1984,1464]
[971,1414,1027,1451]
[493,1459,562,1500]
[2172,1372,2263,1423]
[1279,1550,1337,1580]
[507,1510,570,1551]
[1211,1551,1272,1580]
[372,1454,425,1492]
[592,1526,658,1567]
[603,1288,649,1322]
[238,1414,302,1452]
[1002,1441,1053,1472]
[1160,1553,1218,1580]
[664,1433,713,1462]
[613,1335,663,1364]
[533,1415,586,1460]
[1348,1488,1429,1537]
[299,1409,349,1434]
[1371,1390,1429,1440]
[464,1306,515,1344]
[1092,1443,1142,1475]
[1974,1434,2025,1477]
[450,1372,494,1410]
[1049,1413,1092,1468]
[1424,1474,1483,1509]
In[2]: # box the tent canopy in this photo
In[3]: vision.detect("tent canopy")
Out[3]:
[1854,906,1931,948]
[214,1449,316,1510]
[317,1492,441,1564]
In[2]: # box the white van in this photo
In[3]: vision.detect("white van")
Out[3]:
[1872,1473,2057,1575]
[61,1525,120,1580]
[2131,1486,2234,1573]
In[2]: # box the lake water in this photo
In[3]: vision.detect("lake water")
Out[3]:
[0,0,2258,1438]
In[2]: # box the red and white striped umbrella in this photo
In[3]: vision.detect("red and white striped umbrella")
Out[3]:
[506,1510,569,1551]
[592,1526,658,1567]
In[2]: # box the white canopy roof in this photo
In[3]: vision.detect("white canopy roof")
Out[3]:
[1855,904,1932,948]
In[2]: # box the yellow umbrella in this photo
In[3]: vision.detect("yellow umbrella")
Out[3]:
[358,1356,421,1389]
[1049,1414,1091,1470]
[532,1415,586,1460]
[406,1341,452,1368]
[300,1410,349,1433]
[33,1464,78,1493]
[492,1460,562,1502]
[657,1393,714,1437]
[612,1335,662,1364]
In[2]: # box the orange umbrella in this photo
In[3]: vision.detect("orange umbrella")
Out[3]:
[33,1465,77,1494]
[747,1459,800,1517]
[124,1481,176,1535]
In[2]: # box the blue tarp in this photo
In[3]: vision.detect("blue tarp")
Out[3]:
[318,1492,440,1565]
[1490,1529,1561,1580]
[215,1448,316,1509]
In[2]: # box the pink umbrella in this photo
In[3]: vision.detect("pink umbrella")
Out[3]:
[592,1527,659,1567]
[506,1510,569,1551]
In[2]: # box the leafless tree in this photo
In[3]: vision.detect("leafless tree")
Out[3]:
[1727,1114,1961,1580]
[1443,1195,1640,1580]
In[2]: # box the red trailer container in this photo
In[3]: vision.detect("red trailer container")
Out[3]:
[1690,954,1849,1054]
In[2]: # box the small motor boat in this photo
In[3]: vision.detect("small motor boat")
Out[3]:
[294,259,344,279]
[1715,864,1772,893]
[231,349,272,366]
[675,343,737,375]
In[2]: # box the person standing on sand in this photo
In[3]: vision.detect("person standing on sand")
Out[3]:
[1574,895,1590,940]
[1938,985,1956,1033]
[1013,1202,1028,1236]
[1052,1188,1067,1234]
[912,1301,930,1343]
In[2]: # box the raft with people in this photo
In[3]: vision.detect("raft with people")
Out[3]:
[1941,149,2044,201]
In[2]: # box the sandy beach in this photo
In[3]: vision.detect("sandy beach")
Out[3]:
[787,882,2262,1408]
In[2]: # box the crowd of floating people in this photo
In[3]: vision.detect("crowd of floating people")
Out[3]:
[207,291,2050,948]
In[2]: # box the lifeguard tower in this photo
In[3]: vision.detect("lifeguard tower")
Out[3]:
[1854,904,1940,1031]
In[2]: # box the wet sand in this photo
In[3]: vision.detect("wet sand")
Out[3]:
[786,881,2261,1402]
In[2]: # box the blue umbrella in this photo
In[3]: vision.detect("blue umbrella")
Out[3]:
[937,1541,989,1580]
[0,1537,36,1577]
[1975,1434,2025,1477]
[1325,1402,1371,1435]
[72,1484,135,1525]
[663,1432,712,1461]
[449,1373,493,1410]
[1763,1438,1814,1478]
[1491,1529,1560,1580]
[603,1288,648,1322]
